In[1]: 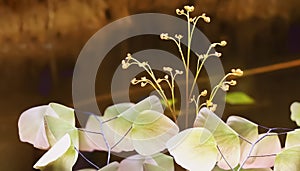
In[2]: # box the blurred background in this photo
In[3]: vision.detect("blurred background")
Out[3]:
[1,0,300,170]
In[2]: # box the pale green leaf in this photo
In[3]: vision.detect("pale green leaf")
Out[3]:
[119,154,159,171]
[131,110,179,156]
[99,162,119,171]
[49,103,75,126]
[119,95,164,122]
[274,145,300,171]
[84,96,175,155]
[78,129,96,152]
[285,129,300,148]
[243,133,281,169]
[34,134,77,171]
[45,115,79,148]
[84,115,134,152]
[103,103,135,119]
[213,165,272,171]
[167,127,218,171]
[152,153,174,171]
[227,116,280,169]
[226,92,255,105]
[76,169,97,171]
[83,103,135,152]
[119,155,147,171]
[195,108,240,169]
[143,163,165,171]
[227,116,259,167]
[290,102,300,126]
[18,103,76,149]
[118,153,173,171]
[18,105,52,149]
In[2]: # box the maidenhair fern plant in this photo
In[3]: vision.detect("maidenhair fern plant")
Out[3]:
[17,5,300,171]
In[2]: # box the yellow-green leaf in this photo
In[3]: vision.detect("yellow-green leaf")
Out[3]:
[290,102,300,126]
[226,92,255,105]
[227,116,258,167]
[99,162,119,171]
[195,108,240,169]
[33,134,77,171]
[119,96,164,122]
[274,145,300,171]
[131,110,179,155]
[151,153,174,171]
[285,129,300,148]
[45,115,79,148]
[167,128,218,171]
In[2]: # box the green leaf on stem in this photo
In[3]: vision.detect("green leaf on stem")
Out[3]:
[285,129,300,148]
[213,165,272,171]
[274,145,300,171]
[33,134,77,171]
[84,96,178,155]
[194,108,240,169]
[227,116,281,169]
[118,153,174,171]
[167,127,218,171]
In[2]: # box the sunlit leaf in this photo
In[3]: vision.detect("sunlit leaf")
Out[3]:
[118,154,172,171]
[285,129,300,148]
[290,102,300,126]
[84,115,133,152]
[104,103,135,119]
[103,103,136,151]
[143,164,163,171]
[99,162,119,171]
[78,129,94,152]
[274,145,300,171]
[131,110,179,156]
[119,96,164,122]
[49,103,75,126]
[227,116,281,169]
[84,96,177,155]
[18,105,53,149]
[45,115,79,148]
[213,165,272,171]
[119,155,147,171]
[84,103,134,152]
[33,134,77,171]
[242,133,281,169]
[226,92,255,105]
[194,108,240,169]
[151,153,174,171]
[18,103,77,149]
[76,169,97,171]
[227,116,258,167]
[167,127,218,171]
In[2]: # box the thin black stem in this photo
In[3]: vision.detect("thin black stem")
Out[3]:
[94,115,111,165]
[238,135,252,145]
[102,116,118,124]
[111,125,133,149]
[77,128,103,135]
[74,147,100,170]
[249,154,277,158]
[238,129,272,171]
[217,145,234,171]
[258,125,294,132]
